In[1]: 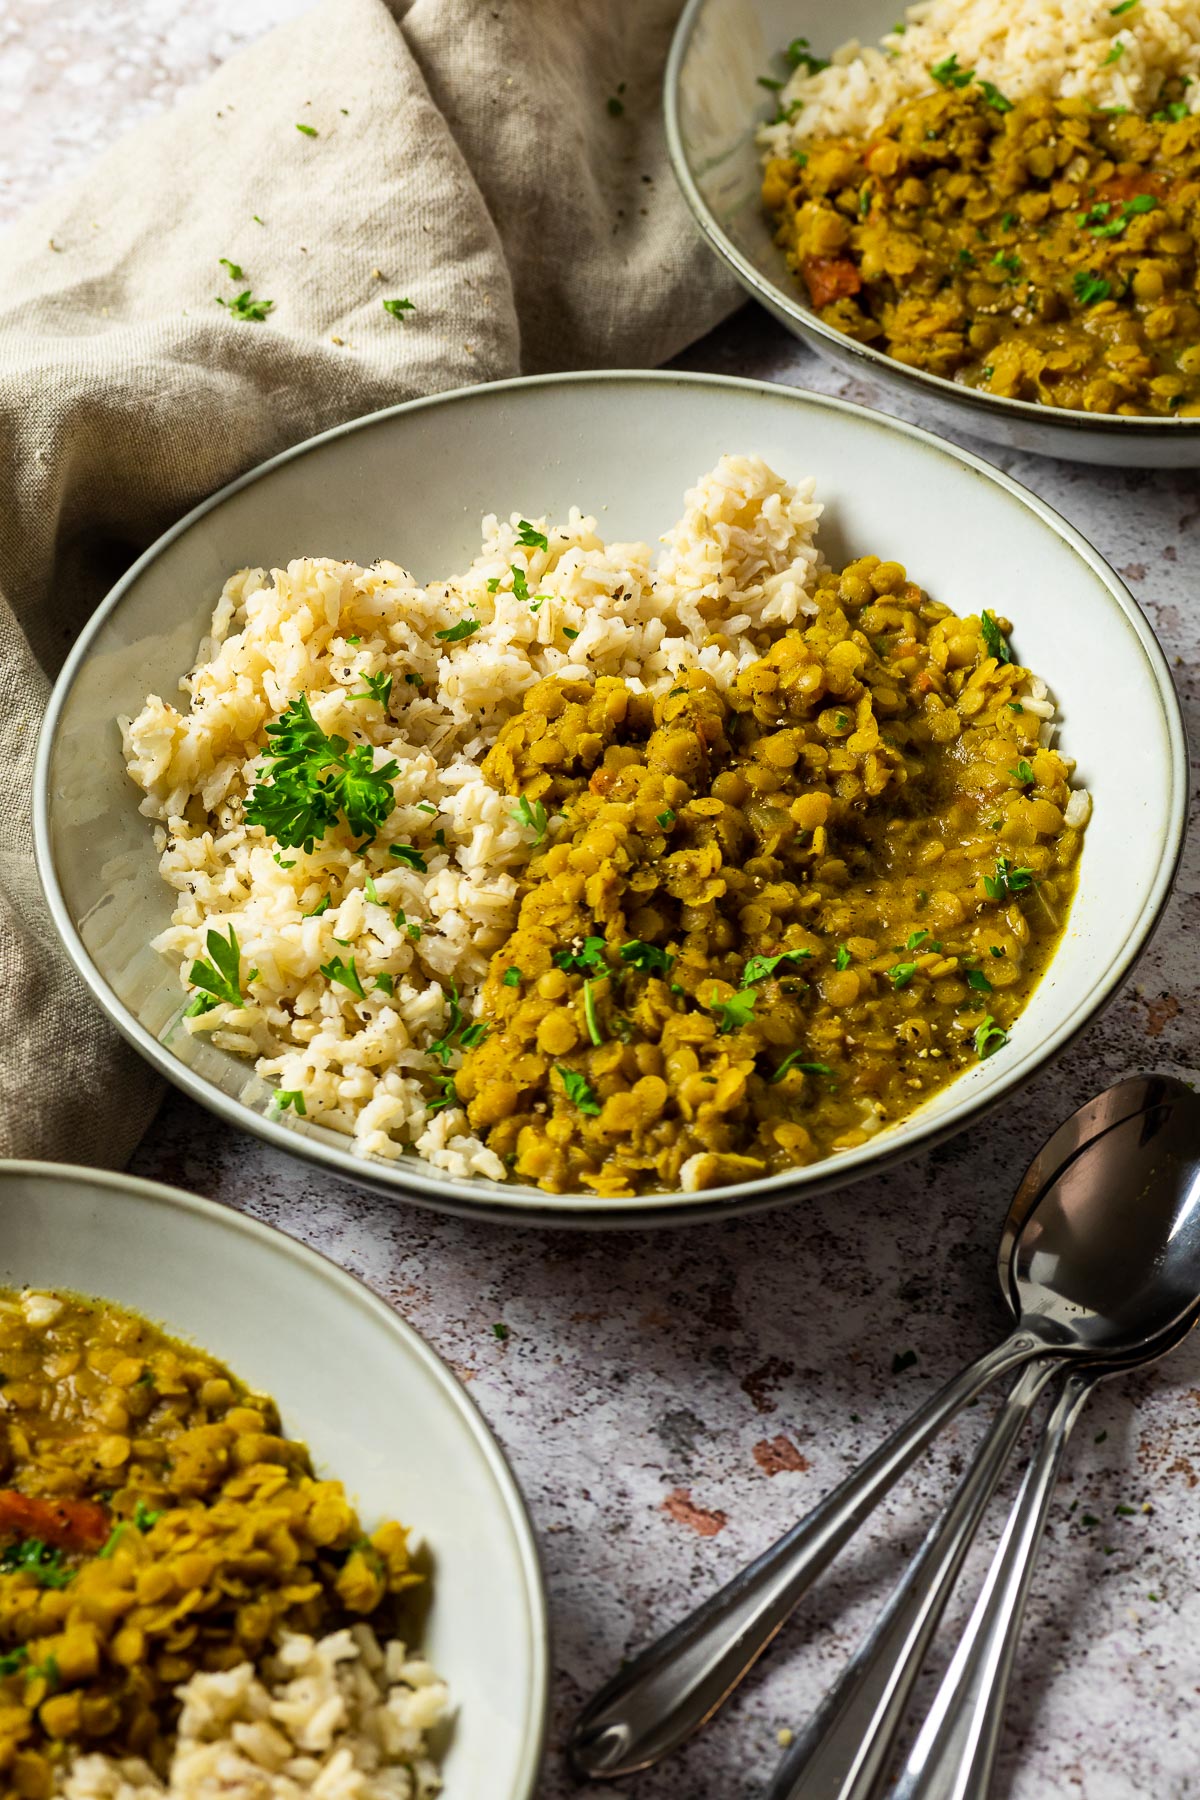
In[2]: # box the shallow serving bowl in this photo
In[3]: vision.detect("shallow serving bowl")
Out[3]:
[0,1160,548,1797]
[34,371,1187,1223]
[666,0,1200,466]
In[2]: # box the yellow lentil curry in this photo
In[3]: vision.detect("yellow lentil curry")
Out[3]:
[0,1289,417,1797]
[763,83,1200,415]
[455,556,1085,1196]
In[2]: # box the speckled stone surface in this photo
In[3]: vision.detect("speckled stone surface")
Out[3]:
[4,7,1200,1798]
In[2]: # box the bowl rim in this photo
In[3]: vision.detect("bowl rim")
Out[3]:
[663,0,1200,443]
[0,1156,551,1800]
[32,367,1189,1226]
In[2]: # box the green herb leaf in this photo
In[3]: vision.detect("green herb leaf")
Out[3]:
[967,969,994,993]
[274,1089,307,1114]
[1010,758,1035,785]
[786,35,829,74]
[978,79,1013,112]
[350,670,392,707]
[404,671,425,686]
[295,122,318,136]
[186,925,251,1014]
[0,1539,72,1589]
[1103,39,1126,64]
[215,288,274,323]
[772,1050,833,1083]
[0,1647,27,1677]
[554,936,608,976]
[711,988,757,1034]
[426,1074,459,1114]
[218,257,246,281]
[133,1500,162,1532]
[512,794,551,845]
[906,929,929,950]
[245,695,398,849]
[434,618,482,643]
[583,978,604,1046]
[320,955,367,1000]
[742,949,813,985]
[888,962,918,989]
[382,297,416,318]
[373,975,395,995]
[556,1064,602,1114]
[388,844,428,870]
[502,966,522,987]
[515,519,548,551]
[492,1321,510,1340]
[619,940,674,975]
[657,809,676,828]
[973,1015,1010,1058]
[984,856,1034,901]
[305,895,331,918]
[834,944,852,971]
[1074,269,1113,305]
[979,610,1013,664]
[930,52,974,87]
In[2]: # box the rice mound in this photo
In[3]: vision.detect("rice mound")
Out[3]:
[122,456,823,1180]
[758,0,1200,153]
[54,1625,447,1800]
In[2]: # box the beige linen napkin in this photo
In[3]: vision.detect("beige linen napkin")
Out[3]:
[0,0,741,1168]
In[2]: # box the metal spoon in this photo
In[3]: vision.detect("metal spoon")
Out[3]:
[569,1077,1200,1781]
[764,1082,1200,1800]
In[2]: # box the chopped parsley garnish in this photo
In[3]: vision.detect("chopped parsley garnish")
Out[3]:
[428,982,488,1065]
[757,75,783,92]
[1074,270,1113,306]
[786,35,829,74]
[404,672,425,686]
[320,955,366,999]
[502,966,522,987]
[434,618,482,643]
[772,1050,833,1082]
[185,925,255,1016]
[492,1321,510,1340]
[0,1647,27,1677]
[417,801,437,814]
[1000,211,1017,230]
[0,1539,72,1589]
[215,288,274,323]
[834,944,852,971]
[509,565,531,602]
[512,794,551,844]
[554,936,608,975]
[556,1064,602,1114]
[295,122,318,136]
[990,944,1005,957]
[978,79,1013,112]
[515,519,548,551]
[973,1015,1010,1058]
[967,969,994,993]
[1007,700,1025,714]
[991,248,1021,276]
[891,1349,919,1374]
[984,856,1034,901]
[1111,0,1139,11]
[562,626,580,640]
[218,257,245,281]
[657,809,676,828]
[389,843,428,870]
[426,1075,459,1115]
[742,949,813,985]
[273,852,295,869]
[888,962,918,989]
[304,895,331,917]
[906,929,929,950]
[1010,758,1035,785]
[382,298,415,318]
[619,940,674,975]
[275,1089,307,1114]
[957,247,976,267]
[1103,39,1126,64]
[364,875,381,904]
[1088,194,1159,238]
[350,670,392,707]
[711,988,757,1034]
[930,52,974,88]
[373,974,395,995]
[583,979,604,1046]
[245,694,398,849]
[134,1500,162,1532]
[1152,100,1189,121]
[979,610,1013,664]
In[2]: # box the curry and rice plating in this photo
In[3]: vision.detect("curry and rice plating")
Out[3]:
[760,0,1200,415]
[123,457,1088,1198]
[0,1289,444,1799]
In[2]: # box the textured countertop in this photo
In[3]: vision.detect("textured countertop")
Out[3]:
[5,6,1199,1798]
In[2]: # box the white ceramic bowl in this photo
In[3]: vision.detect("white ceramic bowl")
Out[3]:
[34,371,1187,1223]
[0,1159,548,1798]
[666,0,1200,466]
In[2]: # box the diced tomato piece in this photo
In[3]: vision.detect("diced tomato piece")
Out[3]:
[801,255,864,309]
[0,1490,110,1553]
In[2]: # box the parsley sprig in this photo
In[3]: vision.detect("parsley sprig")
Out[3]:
[512,795,551,844]
[743,949,812,985]
[556,1065,602,1115]
[185,925,255,1016]
[0,1539,72,1589]
[711,989,757,1034]
[980,610,1013,664]
[428,982,489,1066]
[984,856,1034,902]
[245,695,398,851]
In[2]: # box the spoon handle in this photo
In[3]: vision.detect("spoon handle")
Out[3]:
[567,1330,1041,1781]
[763,1358,1057,1800]
[888,1369,1095,1800]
